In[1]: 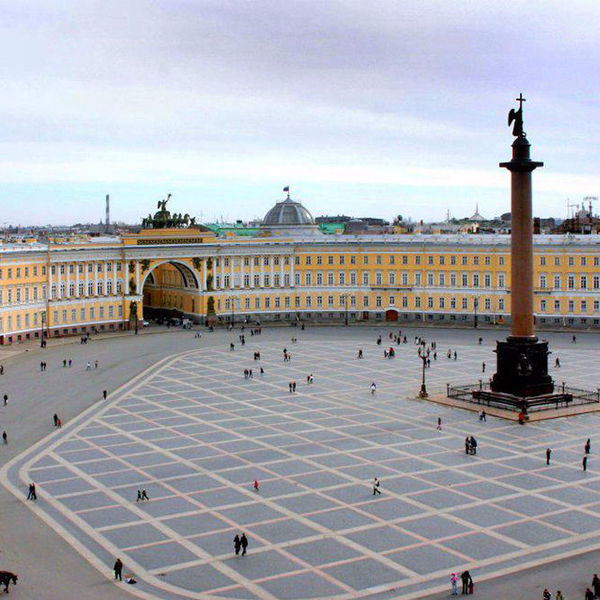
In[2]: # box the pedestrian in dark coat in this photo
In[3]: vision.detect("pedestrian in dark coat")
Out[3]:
[583,455,588,471]
[585,438,591,454]
[592,573,600,598]
[546,448,552,465]
[460,570,472,594]
[240,533,248,555]
[233,534,241,555]
[114,558,123,581]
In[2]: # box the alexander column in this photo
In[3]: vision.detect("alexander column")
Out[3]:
[490,95,554,398]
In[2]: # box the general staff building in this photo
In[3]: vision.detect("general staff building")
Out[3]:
[1,196,600,344]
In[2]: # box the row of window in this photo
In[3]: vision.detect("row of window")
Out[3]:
[0,261,126,281]
[49,280,123,299]
[218,295,507,312]
[0,304,123,332]
[539,275,600,290]
[540,299,600,313]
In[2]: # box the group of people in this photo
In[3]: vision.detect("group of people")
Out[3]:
[135,489,150,502]
[52,413,62,428]
[465,436,478,455]
[233,533,249,556]
[546,439,591,471]
[451,570,473,595]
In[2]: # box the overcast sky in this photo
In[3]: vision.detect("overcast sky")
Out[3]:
[1,0,599,226]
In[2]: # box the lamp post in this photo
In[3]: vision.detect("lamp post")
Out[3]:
[40,311,46,348]
[474,297,479,329]
[230,296,235,326]
[340,293,349,326]
[417,344,430,398]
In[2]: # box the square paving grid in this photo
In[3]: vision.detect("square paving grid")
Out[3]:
[28,335,600,599]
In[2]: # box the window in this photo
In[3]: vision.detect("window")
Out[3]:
[415,256,420,265]
[388,272,395,285]
[244,257,250,266]
[69,283,75,296]
[306,296,312,307]
[581,276,588,289]
[594,276,600,289]
[255,297,260,309]
[350,255,356,265]
[224,257,230,267]
[244,274,251,287]
[402,272,409,286]
[339,272,346,285]
[275,296,280,307]
[427,273,434,286]
[439,256,445,265]
[484,256,490,266]
[327,272,334,285]
[107,280,112,294]
[316,273,323,285]
[317,295,323,307]
[59,283,65,297]
[350,272,356,285]
[484,298,491,310]
[450,297,456,309]
[71,309,77,321]
[402,255,408,265]
[473,274,479,287]
[450,256,456,265]
[595,300,600,312]
[414,273,421,286]
[540,299,547,311]
[109,305,114,317]
[439,273,446,286]
[484,274,491,288]
[462,298,468,309]
[554,299,561,311]
[568,275,575,290]
[264,257,269,266]
[363,295,369,307]
[284,256,290,266]
[254,274,260,287]
[568,300,574,312]
[473,256,479,266]
[389,255,395,265]
[499,298,505,311]
[461,256,468,265]
[350,295,356,306]
[554,256,560,266]
[581,256,587,266]
[415,297,421,308]
[581,300,587,312]
[539,275,547,289]
[595,257,600,267]
[540,256,546,266]
[462,274,468,287]
[339,255,345,265]
[97,263,103,273]
[376,255,382,265]
[362,272,369,285]
[62,309,67,322]
[568,257,574,266]
[554,275,561,289]
[273,274,280,287]
[376,295,382,307]
[402,296,408,307]
[59,265,65,275]
[327,255,333,265]
[294,296,300,307]
[263,275,270,287]
[428,256,434,265]
[450,273,456,286]
[439,297,445,309]
[428,296,434,308]
[254,257,260,266]
[375,272,382,285]
[305,272,312,285]
[316,256,322,265]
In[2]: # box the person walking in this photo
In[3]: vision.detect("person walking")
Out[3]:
[372,477,381,495]
[3,394,7,406]
[592,573,600,598]
[555,591,563,600]
[370,382,376,395]
[585,588,594,600]
[482,362,486,373]
[240,533,248,555]
[141,489,149,501]
[542,589,551,600]
[583,455,588,472]
[2,431,7,444]
[555,357,560,367]
[254,479,259,492]
[136,490,142,502]
[113,558,123,581]
[546,448,552,465]
[86,361,91,370]
[53,413,58,427]
[233,534,241,555]
[27,482,37,500]
[103,390,108,400]
[585,438,591,454]
[437,417,442,431]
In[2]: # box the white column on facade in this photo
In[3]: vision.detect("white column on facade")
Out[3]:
[57,263,62,298]
[112,261,117,295]
[280,255,284,287]
[260,255,264,287]
[76,262,80,296]
[135,261,140,295]
[85,262,90,296]
[202,259,207,290]
[48,262,53,300]
[230,255,234,289]
[291,254,295,288]
[250,256,255,288]
[270,256,274,287]
[240,256,245,289]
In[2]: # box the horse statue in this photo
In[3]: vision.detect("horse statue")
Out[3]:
[0,571,18,593]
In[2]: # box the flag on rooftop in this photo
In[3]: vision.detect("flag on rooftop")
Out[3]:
[283,186,289,192]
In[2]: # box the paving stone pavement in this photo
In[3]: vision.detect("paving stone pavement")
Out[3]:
[2,326,600,599]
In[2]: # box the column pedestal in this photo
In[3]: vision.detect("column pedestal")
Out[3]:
[491,336,553,396]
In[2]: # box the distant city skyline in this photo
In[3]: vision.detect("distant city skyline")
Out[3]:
[1,1,598,226]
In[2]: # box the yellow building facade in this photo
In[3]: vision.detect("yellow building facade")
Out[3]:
[2,226,600,344]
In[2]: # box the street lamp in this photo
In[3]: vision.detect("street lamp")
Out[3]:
[474,297,479,329]
[40,311,46,348]
[417,344,430,398]
[340,293,349,326]
[230,296,235,326]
